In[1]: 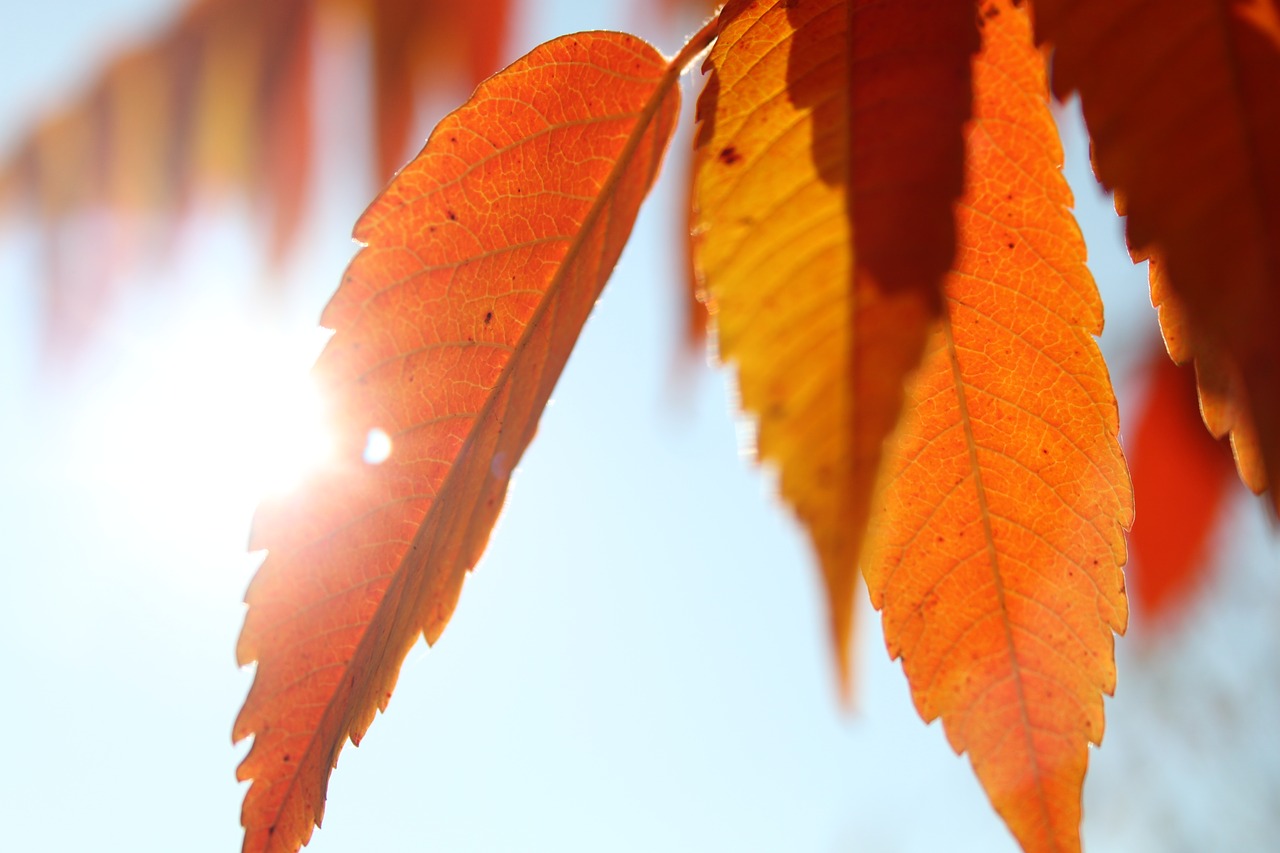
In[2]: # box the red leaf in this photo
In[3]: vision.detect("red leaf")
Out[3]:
[1127,349,1237,624]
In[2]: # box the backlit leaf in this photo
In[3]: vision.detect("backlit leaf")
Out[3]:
[1034,0,1280,510]
[692,0,977,687]
[1147,255,1269,494]
[233,31,685,853]
[862,3,1131,850]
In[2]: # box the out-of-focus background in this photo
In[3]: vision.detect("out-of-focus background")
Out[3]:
[1,2,1276,851]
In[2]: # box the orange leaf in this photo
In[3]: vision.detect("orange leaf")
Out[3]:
[862,3,1131,850]
[100,47,178,212]
[233,30,690,853]
[1146,255,1270,495]
[691,0,976,688]
[1033,0,1280,509]
[1127,348,1236,625]
[29,105,97,221]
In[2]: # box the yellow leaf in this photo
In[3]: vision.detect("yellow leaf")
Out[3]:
[692,0,977,687]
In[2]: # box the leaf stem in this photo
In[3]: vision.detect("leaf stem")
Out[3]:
[672,11,724,73]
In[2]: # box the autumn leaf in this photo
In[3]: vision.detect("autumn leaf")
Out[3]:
[255,0,315,263]
[10,0,1276,848]
[1145,254,1270,496]
[364,0,514,181]
[233,29,700,853]
[1127,348,1237,624]
[1033,0,1280,510]
[0,0,518,357]
[692,0,977,688]
[861,2,1131,851]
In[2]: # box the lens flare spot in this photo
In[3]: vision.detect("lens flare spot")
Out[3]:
[364,428,392,464]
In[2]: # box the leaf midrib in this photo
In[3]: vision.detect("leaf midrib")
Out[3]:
[941,310,1057,848]
[255,30,704,849]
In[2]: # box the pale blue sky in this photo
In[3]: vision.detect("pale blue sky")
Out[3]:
[1,3,1276,852]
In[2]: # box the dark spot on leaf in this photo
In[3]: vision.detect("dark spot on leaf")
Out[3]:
[447,210,457,221]
[718,145,743,165]
[484,311,494,325]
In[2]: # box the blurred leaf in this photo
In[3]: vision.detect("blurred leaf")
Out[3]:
[0,0,517,355]
[1127,347,1237,625]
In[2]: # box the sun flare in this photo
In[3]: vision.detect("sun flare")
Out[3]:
[68,311,336,540]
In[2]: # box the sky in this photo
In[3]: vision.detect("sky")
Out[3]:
[1,3,1277,852]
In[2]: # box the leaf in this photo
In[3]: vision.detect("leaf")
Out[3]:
[100,46,180,213]
[0,0,518,358]
[861,3,1131,850]
[691,0,977,687]
[1033,0,1280,510]
[189,0,270,190]
[1146,254,1270,494]
[255,0,315,264]
[365,0,515,181]
[232,30,689,853]
[1127,348,1236,625]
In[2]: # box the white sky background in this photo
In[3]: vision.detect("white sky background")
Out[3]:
[1,2,1277,852]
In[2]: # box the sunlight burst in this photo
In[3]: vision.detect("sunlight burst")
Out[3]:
[69,311,335,541]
